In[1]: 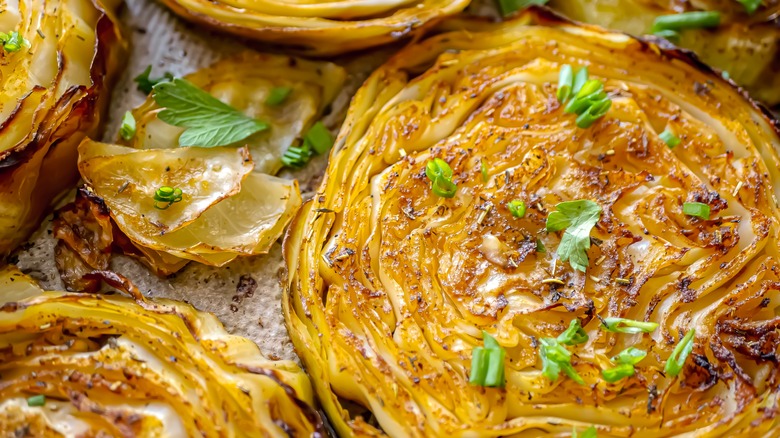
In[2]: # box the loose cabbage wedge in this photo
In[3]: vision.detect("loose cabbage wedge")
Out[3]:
[125,52,346,174]
[156,0,470,56]
[0,0,125,256]
[547,0,780,105]
[284,8,780,437]
[0,268,323,437]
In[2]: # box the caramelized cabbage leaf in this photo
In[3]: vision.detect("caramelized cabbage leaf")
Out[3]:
[0,268,323,437]
[0,0,125,256]
[156,0,470,56]
[547,0,780,105]
[284,8,780,437]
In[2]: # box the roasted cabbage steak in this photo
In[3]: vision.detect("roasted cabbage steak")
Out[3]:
[0,0,125,256]
[284,9,780,437]
[157,0,470,56]
[548,0,780,105]
[0,268,323,436]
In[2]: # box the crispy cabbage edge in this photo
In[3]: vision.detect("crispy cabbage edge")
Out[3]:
[283,7,780,437]
[0,267,324,437]
[0,0,126,256]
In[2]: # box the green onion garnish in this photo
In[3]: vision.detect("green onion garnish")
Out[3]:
[539,319,588,384]
[601,317,659,334]
[602,363,635,382]
[572,66,589,95]
[266,86,293,106]
[305,122,334,155]
[469,331,506,387]
[281,145,312,168]
[572,426,598,438]
[612,346,647,365]
[575,98,612,129]
[738,0,762,14]
[659,129,680,148]
[153,186,183,210]
[426,158,457,198]
[508,200,527,218]
[120,111,136,141]
[651,12,721,34]
[481,159,489,182]
[682,202,710,220]
[557,64,573,103]
[27,394,46,407]
[495,0,549,16]
[558,319,589,346]
[653,29,680,43]
[536,238,546,253]
[664,328,695,377]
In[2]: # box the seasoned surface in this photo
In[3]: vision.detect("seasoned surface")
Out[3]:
[284,10,780,437]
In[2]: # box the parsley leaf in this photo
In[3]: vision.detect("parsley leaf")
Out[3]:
[546,200,601,272]
[134,65,174,94]
[152,79,269,148]
[496,0,548,16]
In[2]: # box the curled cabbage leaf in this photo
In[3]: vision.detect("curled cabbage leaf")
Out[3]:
[284,8,780,437]
[0,0,125,256]
[125,51,346,175]
[547,0,780,105]
[0,268,323,436]
[156,0,470,56]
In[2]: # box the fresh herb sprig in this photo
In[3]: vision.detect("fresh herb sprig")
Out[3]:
[0,31,29,52]
[557,65,612,128]
[539,319,588,384]
[546,200,602,272]
[152,78,269,148]
[135,65,174,94]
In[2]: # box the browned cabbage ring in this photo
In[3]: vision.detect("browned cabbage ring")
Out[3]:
[284,9,780,437]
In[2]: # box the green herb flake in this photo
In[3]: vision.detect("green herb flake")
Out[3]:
[0,31,29,52]
[496,0,549,16]
[134,65,174,94]
[665,328,695,377]
[305,122,334,155]
[27,394,45,407]
[266,86,293,106]
[601,317,659,334]
[120,111,136,141]
[682,202,710,220]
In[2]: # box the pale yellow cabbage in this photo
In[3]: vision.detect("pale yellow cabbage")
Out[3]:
[0,0,125,256]
[284,9,780,437]
[548,0,780,105]
[0,268,323,437]
[156,0,470,56]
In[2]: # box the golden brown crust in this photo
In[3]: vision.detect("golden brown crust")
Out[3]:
[284,8,780,437]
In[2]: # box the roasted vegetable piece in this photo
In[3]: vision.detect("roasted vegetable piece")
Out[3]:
[0,268,323,436]
[125,51,346,174]
[156,0,470,56]
[284,8,780,437]
[547,0,780,105]
[0,0,125,256]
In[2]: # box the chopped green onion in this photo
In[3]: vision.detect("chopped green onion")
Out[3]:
[602,363,636,382]
[281,144,312,168]
[602,317,659,334]
[431,177,458,198]
[481,159,489,182]
[653,29,680,43]
[120,111,136,141]
[495,0,548,16]
[536,238,546,253]
[738,0,762,14]
[572,67,589,95]
[0,31,29,52]
[426,158,458,198]
[664,328,696,377]
[572,426,598,438]
[557,64,573,103]
[426,158,453,181]
[539,337,584,384]
[659,129,680,148]
[305,122,334,155]
[651,12,721,34]
[612,347,647,366]
[682,202,710,220]
[557,319,589,346]
[575,98,612,129]
[508,200,527,218]
[153,186,183,210]
[469,331,506,387]
[27,394,45,407]
[266,86,293,106]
